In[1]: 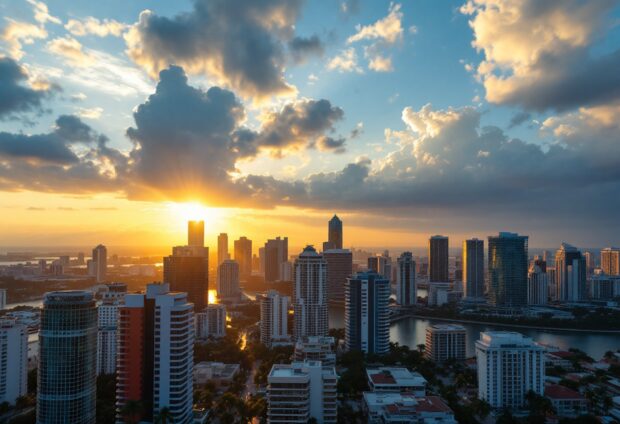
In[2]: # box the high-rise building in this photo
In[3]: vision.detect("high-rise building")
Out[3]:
[601,247,620,276]
[117,283,194,423]
[217,259,240,300]
[345,272,390,355]
[234,236,252,281]
[429,236,449,282]
[328,215,343,250]
[293,336,336,367]
[476,331,544,409]
[554,243,586,302]
[368,254,390,280]
[265,237,288,282]
[396,252,416,306]
[97,283,127,375]
[164,245,209,311]
[260,290,290,346]
[0,318,27,404]
[195,304,226,339]
[487,232,528,308]
[217,233,229,265]
[463,238,484,300]
[323,249,352,305]
[0,288,5,310]
[425,324,466,363]
[590,274,620,299]
[92,244,107,283]
[187,220,204,247]
[527,263,548,305]
[293,246,328,340]
[38,291,97,424]
[267,361,337,424]
[280,260,293,282]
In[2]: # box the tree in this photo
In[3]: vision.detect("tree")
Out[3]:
[155,407,174,424]
[525,390,555,423]
[120,400,143,424]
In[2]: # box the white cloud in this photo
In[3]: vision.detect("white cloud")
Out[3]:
[47,36,95,67]
[1,19,47,59]
[347,3,404,44]
[65,17,127,37]
[326,48,363,73]
[75,107,103,119]
[26,0,61,25]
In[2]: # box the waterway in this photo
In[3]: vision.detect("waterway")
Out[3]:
[328,305,620,360]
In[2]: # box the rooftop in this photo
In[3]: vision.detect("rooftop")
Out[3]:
[545,384,585,400]
[367,368,427,387]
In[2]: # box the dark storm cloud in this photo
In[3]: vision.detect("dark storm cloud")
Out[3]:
[315,136,346,153]
[125,0,306,97]
[0,57,54,119]
[289,35,325,63]
[508,111,531,129]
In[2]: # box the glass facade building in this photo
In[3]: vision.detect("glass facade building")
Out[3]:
[488,232,529,307]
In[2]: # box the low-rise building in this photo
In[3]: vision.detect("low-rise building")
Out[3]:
[425,324,466,362]
[195,304,226,339]
[294,336,336,367]
[193,362,240,387]
[363,392,457,424]
[366,367,427,396]
[545,384,588,418]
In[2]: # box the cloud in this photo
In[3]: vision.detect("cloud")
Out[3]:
[289,35,325,64]
[462,0,620,111]
[347,2,404,44]
[47,36,95,67]
[315,135,346,153]
[1,19,47,60]
[340,0,360,15]
[65,17,127,37]
[26,0,61,25]
[508,111,531,129]
[0,57,54,119]
[366,49,393,72]
[75,107,103,119]
[326,48,362,73]
[124,0,309,98]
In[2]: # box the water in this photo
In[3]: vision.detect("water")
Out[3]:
[328,305,620,360]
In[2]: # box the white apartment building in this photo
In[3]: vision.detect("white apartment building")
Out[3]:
[294,246,328,340]
[260,290,291,346]
[267,361,337,424]
[0,318,28,404]
[293,336,336,367]
[195,304,226,339]
[425,324,466,362]
[366,367,427,396]
[476,331,545,409]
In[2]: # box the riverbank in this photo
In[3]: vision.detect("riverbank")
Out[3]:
[391,313,620,334]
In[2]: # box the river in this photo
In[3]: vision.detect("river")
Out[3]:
[328,305,620,360]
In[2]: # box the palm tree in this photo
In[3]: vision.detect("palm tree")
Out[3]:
[120,399,143,424]
[155,406,174,424]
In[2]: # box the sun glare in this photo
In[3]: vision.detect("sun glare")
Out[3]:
[166,201,223,224]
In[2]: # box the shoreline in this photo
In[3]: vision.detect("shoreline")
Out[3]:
[391,313,620,334]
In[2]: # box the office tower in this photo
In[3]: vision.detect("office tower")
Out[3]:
[0,288,5,310]
[260,290,290,346]
[267,361,337,424]
[294,336,336,367]
[38,291,97,424]
[425,324,466,362]
[583,251,593,276]
[527,263,548,305]
[429,236,449,282]
[187,220,204,247]
[117,283,194,423]
[92,244,107,283]
[265,237,288,282]
[217,259,240,300]
[293,246,328,340]
[396,252,416,306]
[476,332,544,409]
[547,267,557,301]
[368,254,389,279]
[164,245,209,311]
[463,238,484,300]
[601,247,620,276]
[77,252,85,265]
[554,243,586,302]
[280,260,293,281]
[0,318,27,404]
[97,284,127,375]
[328,214,343,249]
[487,232,528,307]
[345,272,390,355]
[234,236,252,281]
[590,274,620,299]
[217,232,229,265]
[323,249,353,305]
[259,247,266,275]
[195,304,227,339]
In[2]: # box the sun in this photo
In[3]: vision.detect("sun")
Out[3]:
[166,201,223,224]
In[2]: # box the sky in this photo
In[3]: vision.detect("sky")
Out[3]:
[1,0,620,251]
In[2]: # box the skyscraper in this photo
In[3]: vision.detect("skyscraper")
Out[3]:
[345,272,390,355]
[92,244,107,283]
[234,236,252,281]
[601,247,620,276]
[217,259,240,300]
[97,283,127,375]
[260,290,290,346]
[0,318,27,404]
[187,220,204,247]
[476,332,544,409]
[396,252,416,306]
[117,283,194,423]
[265,237,288,283]
[164,245,209,311]
[425,324,466,363]
[528,261,548,305]
[487,232,528,308]
[328,214,343,249]
[429,236,449,282]
[217,232,229,265]
[463,238,484,300]
[293,246,328,340]
[323,249,353,305]
[554,243,586,302]
[38,291,97,424]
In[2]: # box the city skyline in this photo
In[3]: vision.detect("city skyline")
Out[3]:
[1,0,620,248]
